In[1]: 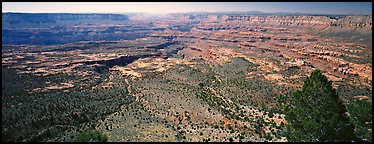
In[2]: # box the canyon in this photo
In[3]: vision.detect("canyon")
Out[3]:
[2,12,372,142]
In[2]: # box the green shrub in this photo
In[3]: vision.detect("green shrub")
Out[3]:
[229,137,234,142]
[75,130,108,142]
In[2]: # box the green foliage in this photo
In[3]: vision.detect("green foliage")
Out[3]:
[198,82,204,88]
[284,69,357,142]
[75,130,108,142]
[264,133,273,141]
[229,137,234,142]
[268,111,274,118]
[238,134,245,140]
[347,99,372,141]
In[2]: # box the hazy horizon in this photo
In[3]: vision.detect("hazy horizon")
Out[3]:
[2,2,372,15]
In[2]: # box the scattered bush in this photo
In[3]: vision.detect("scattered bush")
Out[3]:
[75,130,108,142]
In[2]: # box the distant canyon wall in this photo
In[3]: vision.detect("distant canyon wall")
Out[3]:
[200,15,372,31]
[191,14,371,42]
[2,13,130,28]
[249,15,372,30]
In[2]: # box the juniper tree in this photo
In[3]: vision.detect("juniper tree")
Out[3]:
[284,69,356,142]
[347,99,372,141]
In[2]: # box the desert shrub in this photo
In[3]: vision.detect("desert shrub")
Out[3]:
[229,137,234,142]
[75,130,108,142]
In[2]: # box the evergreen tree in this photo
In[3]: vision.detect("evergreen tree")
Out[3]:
[348,99,372,141]
[284,69,356,142]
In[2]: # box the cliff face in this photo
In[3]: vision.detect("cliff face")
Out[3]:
[329,16,372,29]
[249,16,331,28]
[2,13,130,28]
[2,13,138,45]
[194,14,371,31]
[236,15,372,31]
[204,15,371,41]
